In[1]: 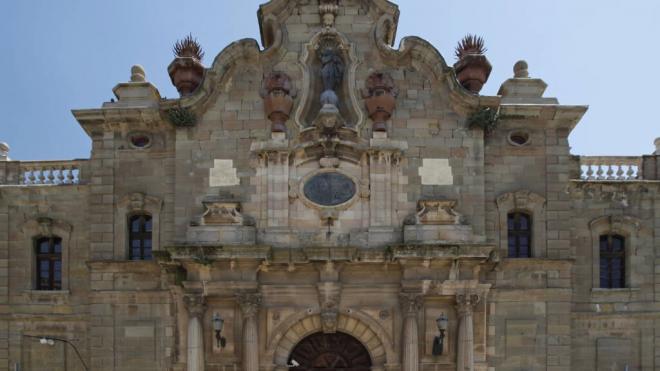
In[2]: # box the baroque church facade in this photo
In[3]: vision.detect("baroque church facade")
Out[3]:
[1,1,660,370]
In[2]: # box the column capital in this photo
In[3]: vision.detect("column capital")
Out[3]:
[455,291,481,316]
[236,292,262,318]
[399,292,424,315]
[184,294,207,319]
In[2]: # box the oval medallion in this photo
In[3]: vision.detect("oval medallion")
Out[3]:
[303,172,356,207]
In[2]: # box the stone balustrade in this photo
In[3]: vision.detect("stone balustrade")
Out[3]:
[19,160,83,185]
[579,156,643,180]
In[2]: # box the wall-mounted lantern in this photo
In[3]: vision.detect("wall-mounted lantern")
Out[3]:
[212,313,226,348]
[432,313,449,356]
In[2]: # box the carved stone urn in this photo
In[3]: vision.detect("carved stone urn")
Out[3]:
[454,54,492,93]
[168,58,204,96]
[168,35,205,96]
[261,72,294,133]
[453,35,492,94]
[363,72,397,132]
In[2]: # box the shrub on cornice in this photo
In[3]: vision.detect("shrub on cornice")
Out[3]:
[167,106,197,127]
[467,107,499,136]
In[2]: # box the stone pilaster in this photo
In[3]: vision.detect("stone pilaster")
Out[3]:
[184,295,206,371]
[266,152,289,228]
[237,292,262,371]
[400,292,423,371]
[456,292,480,371]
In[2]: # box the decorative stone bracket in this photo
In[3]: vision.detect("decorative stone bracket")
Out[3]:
[415,199,463,225]
[195,199,245,226]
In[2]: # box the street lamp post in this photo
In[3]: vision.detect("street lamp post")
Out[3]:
[23,335,89,371]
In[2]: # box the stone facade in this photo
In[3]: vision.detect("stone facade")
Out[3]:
[1,1,659,370]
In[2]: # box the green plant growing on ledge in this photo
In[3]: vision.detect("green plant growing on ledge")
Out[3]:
[167,106,197,127]
[467,107,499,136]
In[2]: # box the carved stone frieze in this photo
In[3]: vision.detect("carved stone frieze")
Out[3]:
[496,189,546,210]
[566,181,653,208]
[415,199,463,225]
[199,200,244,225]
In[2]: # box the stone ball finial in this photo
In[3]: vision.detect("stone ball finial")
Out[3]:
[131,65,146,82]
[513,60,529,78]
[654,137,660,154]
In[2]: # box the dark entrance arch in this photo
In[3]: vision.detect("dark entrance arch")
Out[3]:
[287,332,372,371]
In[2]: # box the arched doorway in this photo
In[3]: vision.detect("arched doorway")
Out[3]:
[287,332,372,371]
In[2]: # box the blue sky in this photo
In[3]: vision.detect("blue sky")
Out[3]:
[2,0,658,160]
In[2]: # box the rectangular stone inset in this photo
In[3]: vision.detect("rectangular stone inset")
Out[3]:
[505,319,537,356]
[210,159,240,186]
[124,325,155,338]
[596,338,632,371]
[419,158,453,185]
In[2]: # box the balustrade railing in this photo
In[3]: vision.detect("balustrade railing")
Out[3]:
[579,156,642,180]
[19,160,83,185]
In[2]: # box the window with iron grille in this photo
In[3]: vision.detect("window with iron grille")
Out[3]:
[507,212,532,258]
[35,236,62,290]
[600,234,625,288]
[129,214,152,260]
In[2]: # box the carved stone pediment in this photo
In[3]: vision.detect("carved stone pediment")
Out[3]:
[416,199,463,225]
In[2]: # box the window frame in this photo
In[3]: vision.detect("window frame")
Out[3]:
[599,233,626,289]
[128,213,153,260]
[496,190,546,258]
[34,236,63,290]
[20,217,72,292]
[507,211,533,258]
[115,192,162,260]
[589,215,643,289]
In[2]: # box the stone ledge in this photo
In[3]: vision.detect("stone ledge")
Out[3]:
[22,289,70,305]
[86,259,160,273]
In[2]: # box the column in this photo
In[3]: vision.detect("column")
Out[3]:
[456,293,480,371]
[237,293,262,371]
[400,293,423,371]
[184,295,206,371]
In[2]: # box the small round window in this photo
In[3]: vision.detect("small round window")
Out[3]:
[128,133,152,149]
[507,131,530,146]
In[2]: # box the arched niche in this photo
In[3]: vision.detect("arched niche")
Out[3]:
[294,30,364,130]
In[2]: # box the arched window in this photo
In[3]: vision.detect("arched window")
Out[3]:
[129,214,152,260]
[600,234,625,288]
[507,212,532,258]
[35,236,62,290]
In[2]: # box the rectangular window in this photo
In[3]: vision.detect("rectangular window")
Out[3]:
[128,214,153,260]
[507,212,532,258]
[35,236,62,290]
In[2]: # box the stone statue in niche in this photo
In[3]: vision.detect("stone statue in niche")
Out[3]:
[261,72,294,133]
[319,47,344,107]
